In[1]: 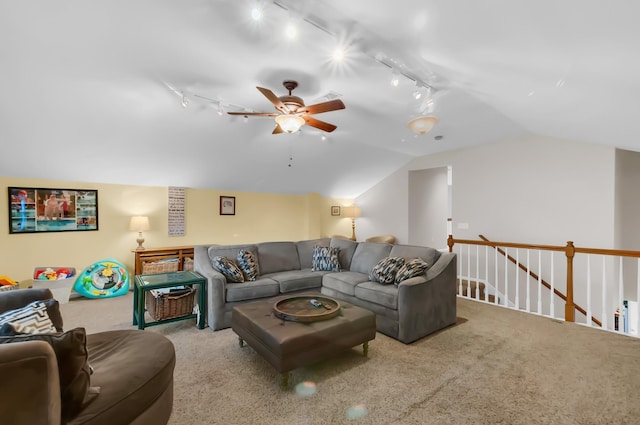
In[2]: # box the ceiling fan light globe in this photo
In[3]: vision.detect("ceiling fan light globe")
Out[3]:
[275,115,305,133]
[408,116,438,135]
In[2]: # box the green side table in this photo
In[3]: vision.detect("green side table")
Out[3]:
[133,270,206,330]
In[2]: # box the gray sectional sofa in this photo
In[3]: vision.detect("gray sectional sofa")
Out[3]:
[194,238,457,344]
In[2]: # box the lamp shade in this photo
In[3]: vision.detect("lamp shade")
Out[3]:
[275,114,305,133]
[343,206,361,218]
[129,216,150,232]
[407,116,438,135]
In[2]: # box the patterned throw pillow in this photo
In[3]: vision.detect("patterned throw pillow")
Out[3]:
[0,327,91,421]
[0,300,57,334]
[311,246,341,272]
[237,249,259,281]
[212,256,245,283]
[395,258,431,284]
[370,256,406,285]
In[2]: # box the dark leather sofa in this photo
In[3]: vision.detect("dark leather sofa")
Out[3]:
[0,288,175,425]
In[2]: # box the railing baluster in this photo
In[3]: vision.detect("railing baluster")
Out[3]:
[587,255,592,327]
[537,250,542,315]
[458,245,463,297]
[494,246,499,305]
[504,247,509,307]
[602,256,607,330]
[550,251,555,318]
[476,245,478,300]
[515,249,520,310]
[526,249,531,313]
[618,256,624,333]
[467,245,471,297]
[484,245,489,302]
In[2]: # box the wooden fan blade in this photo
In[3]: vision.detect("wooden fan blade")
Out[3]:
[227,111,278,117]
[257,86,289,113]
[297,99,345,115]
[304,116,337,133]
[272,124,284,134]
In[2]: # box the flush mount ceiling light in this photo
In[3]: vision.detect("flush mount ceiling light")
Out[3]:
[275,114,305,133]
[408,116,438,135]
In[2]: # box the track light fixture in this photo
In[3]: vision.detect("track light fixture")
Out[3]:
[181,94,189,108]
[390,70,400,87]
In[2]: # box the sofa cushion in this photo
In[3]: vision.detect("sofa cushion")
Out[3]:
[77,330,175,424]
[322,272,370,297]
[311,246,341,272]
[395,258,431,284]
[257,242,301,275]
[389,244,440,267]
[0,300,57,334]
[297,238,330,269]
[225,278,280,302]
[264,270,327,293]
[355,281,398,309]
[349,242,393,275]
[212,257,244,283]
[370,257,406,285]
[237,249,259,281]
[330,238,358,271]
[0,327,91,421]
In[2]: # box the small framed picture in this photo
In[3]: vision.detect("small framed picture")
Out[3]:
[331,205,341,216]
[220,196,236,215]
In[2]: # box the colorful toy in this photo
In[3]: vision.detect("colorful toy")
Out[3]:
[74,258,129,298]
[34,267,74,281]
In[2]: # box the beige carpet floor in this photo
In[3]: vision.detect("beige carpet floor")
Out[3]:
[60,293,640,424]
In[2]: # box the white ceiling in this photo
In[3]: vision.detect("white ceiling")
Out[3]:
[2,1,639,198]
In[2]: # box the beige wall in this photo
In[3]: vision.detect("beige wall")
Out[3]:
[1,176,355,281]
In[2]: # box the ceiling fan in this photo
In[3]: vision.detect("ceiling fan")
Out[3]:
[228,80,345,134]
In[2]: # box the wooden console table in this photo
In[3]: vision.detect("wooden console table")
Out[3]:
[132,246,194,275]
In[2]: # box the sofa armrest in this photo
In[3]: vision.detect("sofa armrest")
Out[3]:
[193,245,228,330]
[0,287,54,314]
[0,340,61,424]
[396,252,457,343]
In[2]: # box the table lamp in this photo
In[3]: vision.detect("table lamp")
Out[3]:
[129,216,150,251]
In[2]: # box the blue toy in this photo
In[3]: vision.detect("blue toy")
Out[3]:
[74,258,129,298]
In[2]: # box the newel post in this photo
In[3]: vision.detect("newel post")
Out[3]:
[565,241,576,322]
[447,235,454,253]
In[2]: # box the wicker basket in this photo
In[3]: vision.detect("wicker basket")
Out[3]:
[145,287,196,321]
[142,260,180,275]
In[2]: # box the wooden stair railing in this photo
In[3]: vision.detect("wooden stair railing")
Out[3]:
[477,235,601,327]
[447,234,626,326]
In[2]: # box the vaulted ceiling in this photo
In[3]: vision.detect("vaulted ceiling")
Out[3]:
[2,1,638,198]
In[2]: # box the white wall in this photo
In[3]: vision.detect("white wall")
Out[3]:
[357,135,617,249]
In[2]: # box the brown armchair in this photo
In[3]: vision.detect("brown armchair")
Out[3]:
[0,288,175,425]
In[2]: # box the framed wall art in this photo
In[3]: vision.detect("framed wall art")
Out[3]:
[8,187,99,234]
[331,205,341,216]
[220,196,236,215]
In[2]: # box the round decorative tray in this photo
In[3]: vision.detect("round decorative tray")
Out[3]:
[273,295,341,322]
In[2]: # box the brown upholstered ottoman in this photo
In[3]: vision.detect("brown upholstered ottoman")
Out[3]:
[231,293,376,389]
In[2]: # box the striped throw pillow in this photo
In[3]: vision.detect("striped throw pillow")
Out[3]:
[237,249,259,281]
[212,256,245,283]
[0,300,57,334]
[370,256,406,285]
[311,246,341,272]
[395,258,431,284]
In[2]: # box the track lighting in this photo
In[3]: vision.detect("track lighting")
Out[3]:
[390,70,400,87]
[217,104,224,116]
[181,94,189,108]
